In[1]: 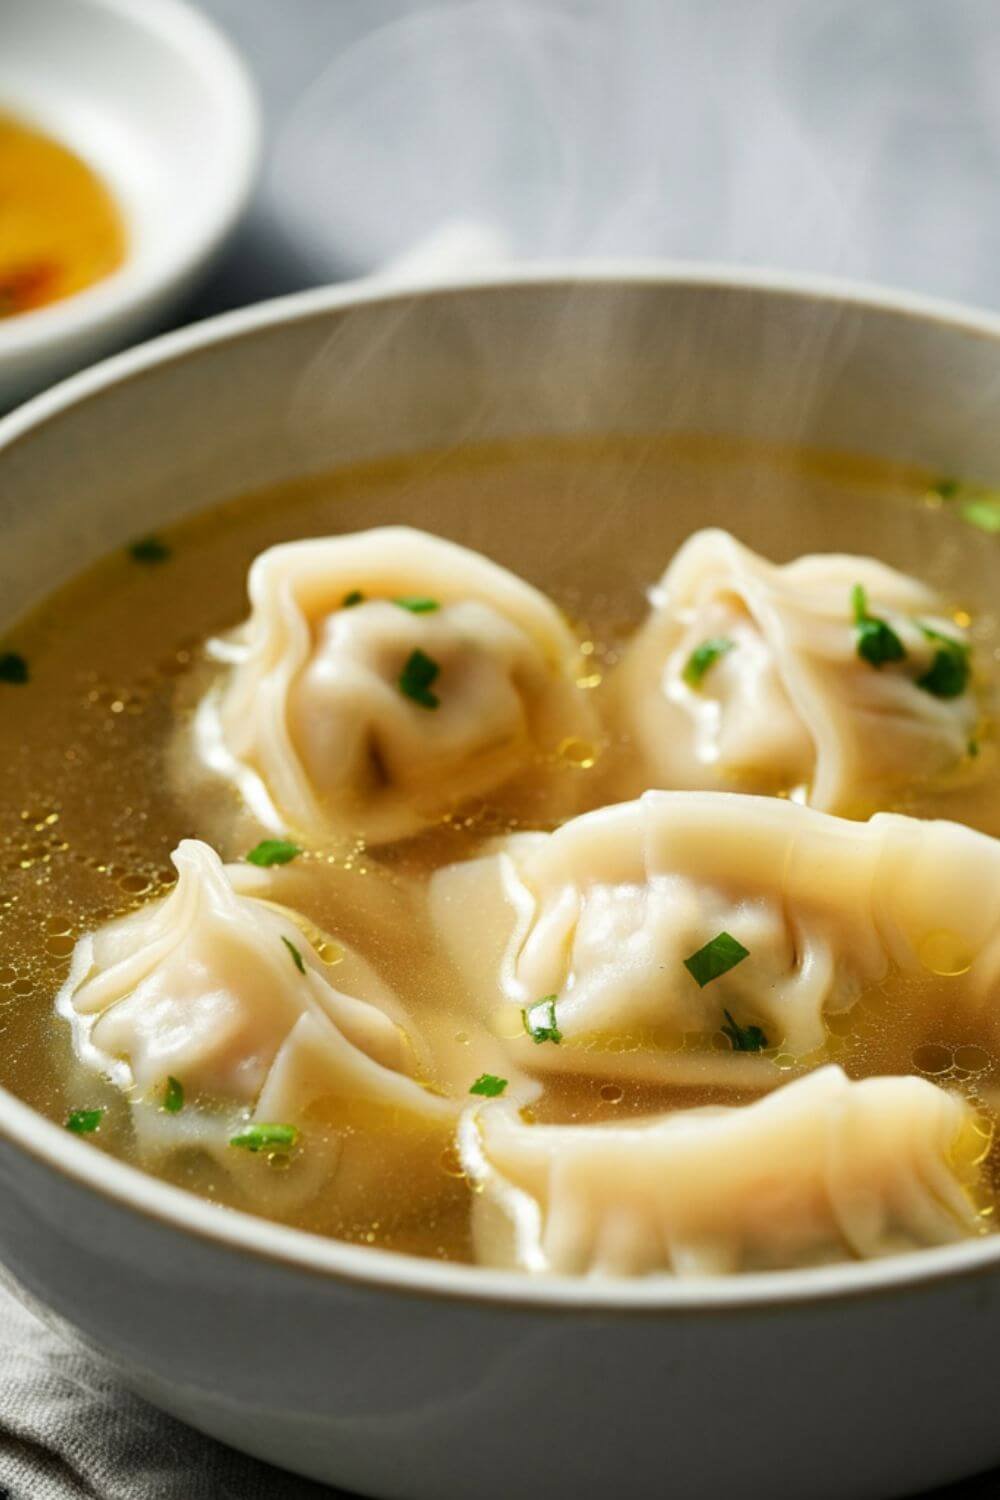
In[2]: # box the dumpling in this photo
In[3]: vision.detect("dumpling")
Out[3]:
[430,790,1000,1084]
[458,1067,986,1276]
[614,529,978,815]
[194,527,599,844]
[57,839,453,1204]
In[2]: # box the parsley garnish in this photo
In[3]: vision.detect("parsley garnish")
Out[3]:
[129,536,171,565]
[230,1123,299,1153]
[933,477,961,500]
[522,996,562,1044]
[721,1008,767,1053]
[470,1073,508,1097]
[851,583,906,668]
[282,936,306,974]
[682,636,734,688]
[0,652,28,684]
[683,932,750,988]
[342,590,365,607]
[247,838,301,867]
[163,1076,184,1114]
[66,1107,104,1134]
[961,499,1000,534]
[394,596,440,613]
[916,626,970,699]
[969,738,980,758]
[399,648,440,708]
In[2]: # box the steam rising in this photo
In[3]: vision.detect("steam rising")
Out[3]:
[269,0,1000,303]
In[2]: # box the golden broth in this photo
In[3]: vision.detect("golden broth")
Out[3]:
[0,112,126,317]
[1,434,999,1260]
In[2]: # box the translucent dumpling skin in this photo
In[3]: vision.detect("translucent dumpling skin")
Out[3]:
[58,840,453,1180]
[615,529,978,815]
[195,527,599,844]
[459,1067,986,1276]
[431,791,1000,1082]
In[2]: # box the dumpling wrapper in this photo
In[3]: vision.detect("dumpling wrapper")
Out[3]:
[430,791,1000,1084]
[195,527,599,844]
[458,1066,986,1276]
[58,840,453,1205]
[614,529,978,815]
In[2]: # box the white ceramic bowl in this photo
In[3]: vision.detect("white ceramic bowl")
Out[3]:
[2,266,1000,1500]
[0,0,259,408]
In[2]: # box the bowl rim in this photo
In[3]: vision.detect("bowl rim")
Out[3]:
[0,0,260,361]
[6,258,1000,1313]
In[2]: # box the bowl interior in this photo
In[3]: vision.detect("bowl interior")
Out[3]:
[5,267,1000,1310]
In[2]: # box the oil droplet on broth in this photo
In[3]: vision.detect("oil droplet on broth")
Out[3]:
[491,1004,525,1040]
[600,1083,624,1104]
[919,931,973,977]
[440,1146,465,1180]
[955,1045,991,1074]
[913,1043,953,1076]
[557,737,597,770]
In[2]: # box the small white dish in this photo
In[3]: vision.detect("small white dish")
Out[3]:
[0,0,259,408]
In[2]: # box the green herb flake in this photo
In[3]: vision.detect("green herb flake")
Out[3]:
[522,996,562,1045]
[850,583,868,624]
[721,1008,768,1053]
[394,596,440,614]
[282,936,306,974]
[230,1123,299,1154]
[163,1076,184,1114]
[969,738,981,758]
[682,636,735,688]
[851,583,906,668]
[66,1107,104,1135]
[960,499,1000,534]
[932,477,961,500]
[0,652,29,685]
[128,536,171,565]
[247,838,301,867]
[683,932,750,989]
[398,648,440,709]
[916,627,970,700]
[470,1073,508,1097]
[342,590,365,607]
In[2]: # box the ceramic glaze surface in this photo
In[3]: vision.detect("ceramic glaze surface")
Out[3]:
[4,270,1000,1497]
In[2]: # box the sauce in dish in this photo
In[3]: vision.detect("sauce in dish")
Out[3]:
[0,112,125,318]
[2,434,1000,1275]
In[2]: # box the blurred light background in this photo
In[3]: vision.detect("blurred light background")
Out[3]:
[194,0,1000,314]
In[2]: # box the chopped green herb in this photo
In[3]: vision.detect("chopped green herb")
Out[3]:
[721,1008,768,1053]
[916,626,970,700]
[683,932,750,989]
[682,636,734,688]
[399,648,440,709]
[969,738,981,758]
[470,1073,508,1097]
[247,838,301,867]
[128,536,171,565]
[522,996,562,1045]
[0,652,28,684]
[66,1107,104,1135]
[163,1076,184,1114]
[851,583,906,668]
[850,583,868,623]
[394,596,440,614]
[230,1123,299,1153]
[342,590,365,607]
[932,477,961,500]
[961,498,1000,534]
[282,936,306,974]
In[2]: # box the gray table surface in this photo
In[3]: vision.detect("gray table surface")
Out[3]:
[6,1,1000,1495]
